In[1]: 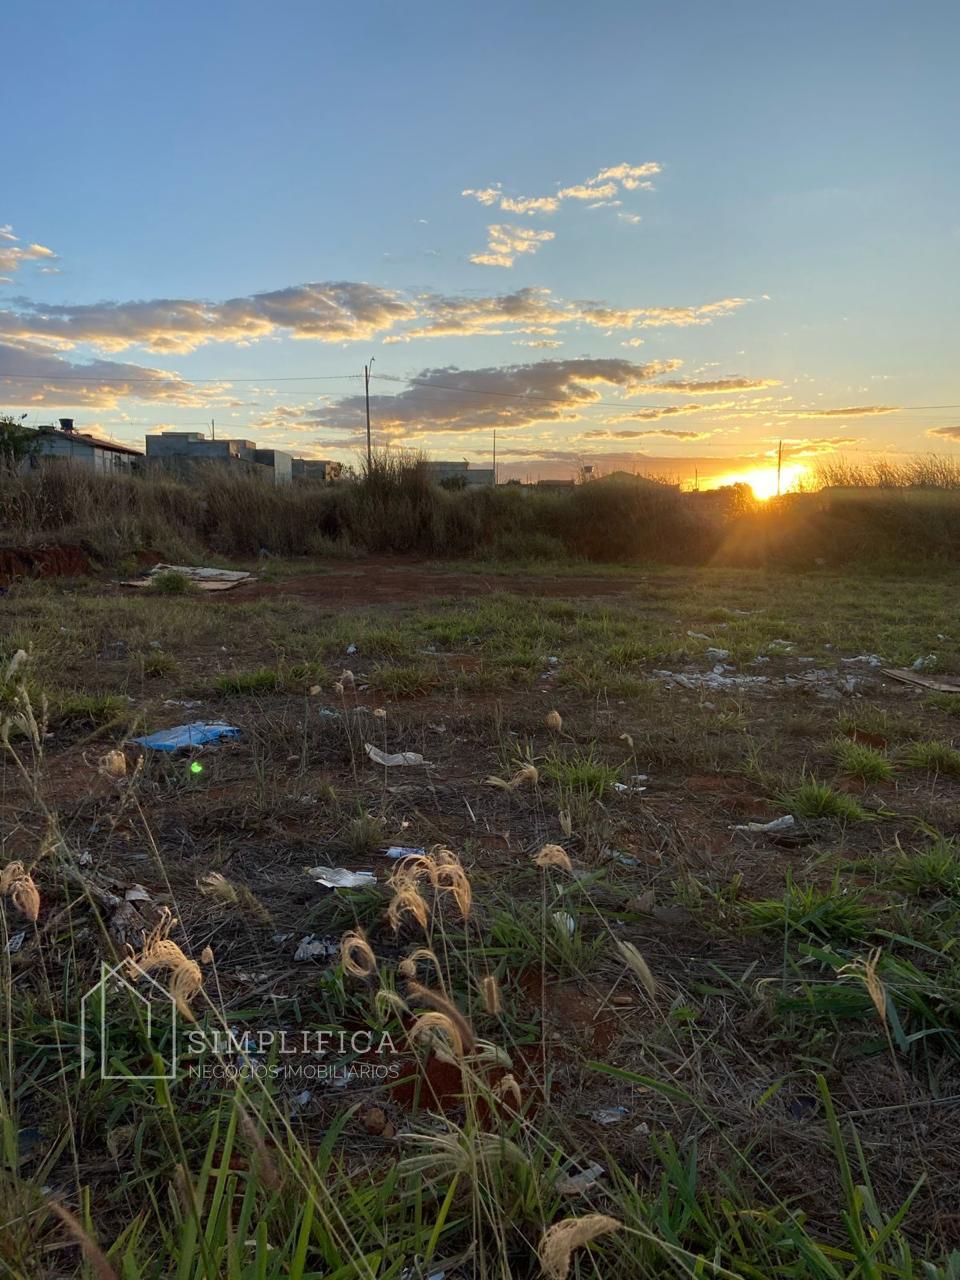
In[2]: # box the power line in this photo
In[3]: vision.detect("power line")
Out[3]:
[0,372,363,384]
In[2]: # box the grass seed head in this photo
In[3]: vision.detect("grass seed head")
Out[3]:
[545,709,563,733]
[534,843,572,873]
[538,1214,624,1280]
[341,928,378,978]
[1,861,40,922]
[481,974,502,1015]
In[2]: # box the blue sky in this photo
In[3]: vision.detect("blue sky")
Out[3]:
[2,0,958,483]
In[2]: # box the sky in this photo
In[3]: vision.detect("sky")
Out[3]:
[2,0,959,486]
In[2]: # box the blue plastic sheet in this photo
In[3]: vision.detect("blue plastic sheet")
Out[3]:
[132,722,241,752]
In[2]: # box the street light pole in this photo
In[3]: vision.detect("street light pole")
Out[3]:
[364,358,375,472]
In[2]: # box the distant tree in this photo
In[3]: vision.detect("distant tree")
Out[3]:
[0,415,39,471]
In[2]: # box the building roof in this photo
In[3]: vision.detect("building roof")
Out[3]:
[34,428,143,457]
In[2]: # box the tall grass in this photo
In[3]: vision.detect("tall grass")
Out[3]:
[4,452,960,568]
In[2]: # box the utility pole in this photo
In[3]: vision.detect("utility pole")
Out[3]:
[210,417,215,440]
[364,358,375,472]
[492,429,497,486]
[776,439,783,496]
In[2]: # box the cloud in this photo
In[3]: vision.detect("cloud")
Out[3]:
[313,356,682,436]
[617,212,642,225]
[603,404,706,423]
[462,161,661,216]
[388,289,751,343]
[791,404,899,418]
[469,224,555,268]
[580,426,715,440]
[927,425,960,442]
[579,298,750,330]
[514,338,564,349]
[0,339,222,406]
[0,226,57,279]
[1,274,751,355]
[0,282,417,353]
[643,376,782,394]
[776,435,865,457]
[389,286,565,341]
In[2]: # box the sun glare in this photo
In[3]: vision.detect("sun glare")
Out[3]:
[707,463,808,500]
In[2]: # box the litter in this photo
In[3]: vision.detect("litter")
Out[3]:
[552,910,576,937]
[163,698,202,709]
[365,743,430,767]
[122,563,253,592]
[131,722,241,752]
[556,1162,605,1194]
[346,643,357,655]
[306,866,378,890]
[686,631,711,641]
[766,639,795,652]
[124,884,152,903]
[592,1106,628,1125]
[706,647,731,660]
[733,815,796,833]
[294,935,339,962]
[653,668,770,691]
[384,846,427,859]
[6,930,26,954]
[913,654,938,671]
[612,779,647,794]
[882,668,960,694]
[841,654,883,667]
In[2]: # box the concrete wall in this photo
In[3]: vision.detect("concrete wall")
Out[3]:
[34,433,138,472]
[253,449,293,485]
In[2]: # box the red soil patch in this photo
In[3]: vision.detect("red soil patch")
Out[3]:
[228,559,647,606]
[0,545,91,586]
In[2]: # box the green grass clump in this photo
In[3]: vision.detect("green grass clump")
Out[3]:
[149,570,194,595]
[542,747,622,798]
[141,649,178,678]
[899,739,960,776]
[831,736,894,783]
[886,839,960,897]
[368,662,437,697]
[923,692,960,717]
[53,690,128,726]
[214,667,283,695]
[778,776,868,822]
[744,879,875,941]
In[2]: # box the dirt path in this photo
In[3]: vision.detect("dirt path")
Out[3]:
[228,558,651,605]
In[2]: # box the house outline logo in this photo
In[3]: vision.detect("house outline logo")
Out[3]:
[80,960,178,1081]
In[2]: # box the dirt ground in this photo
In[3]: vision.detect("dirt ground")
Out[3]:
[3,557,960,1261]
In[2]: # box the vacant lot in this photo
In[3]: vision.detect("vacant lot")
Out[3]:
[3,558,960,1278]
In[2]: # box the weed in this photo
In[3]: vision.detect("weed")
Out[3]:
[886,838,960,896]
[923,692,960,717]
[53,690,128,726]
[341,813,383,858]
[214,666,283,695]
[541,747,622,798]
[899,739,960,776]
[368,661,437,696]
[778,775,868,821]
[831,736,894,783]
[141,649,178,679]
[149,570,194,595]
[744,878,876,940]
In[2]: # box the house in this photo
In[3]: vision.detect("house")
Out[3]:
[25,419,142,472]
[292,457,343,483]
[425,461,495,488]
[145,432,292,485]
